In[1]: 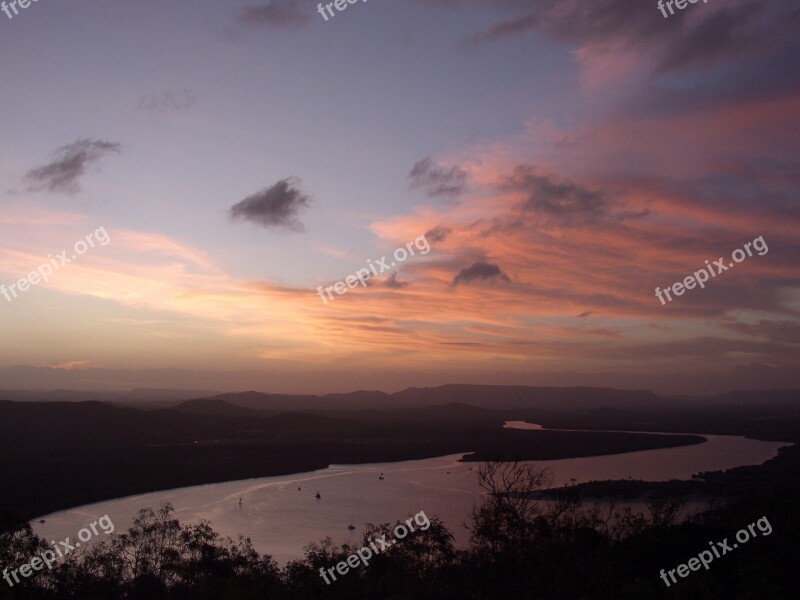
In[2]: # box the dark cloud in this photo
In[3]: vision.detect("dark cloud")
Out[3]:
[461,0,665,47]
[463,13,540,46]
[655,0,797,73]
[25,139,122,195]
[384,273,409,289]
[452,261,510,286]
[457,0,800,75]
[505,165,610,224]
[236,0,309,28]
[229,177,311,231]
[424,225,452,243]
[409,157,468,200]
[138,89,196,113]
[626,43,800,119]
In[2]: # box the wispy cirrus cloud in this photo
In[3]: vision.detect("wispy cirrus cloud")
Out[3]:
[25,139,122,195]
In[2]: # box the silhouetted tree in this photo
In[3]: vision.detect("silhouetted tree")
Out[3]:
[469,460,553,557]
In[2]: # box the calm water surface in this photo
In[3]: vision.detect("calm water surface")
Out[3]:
[32,423,788,565]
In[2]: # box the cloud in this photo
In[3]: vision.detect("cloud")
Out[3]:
[452,261,510,286]
[236,0,309,28]
[229,177,311,231]
[610,336,800,362]
[409,157,468,200]
[458,0,800,80]
[654,0,795,73]
[384,273,410,289]
[25,139,122,195]
[505,165,610,224]
[721,320,800,345]
[48,360,93,370]
[424,225,452,243]
[138,89,197,113]
[462,0,663,48]
[464,12,540,46]
[624,44,800,119]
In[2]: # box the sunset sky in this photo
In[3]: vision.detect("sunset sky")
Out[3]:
[1,0,798,395]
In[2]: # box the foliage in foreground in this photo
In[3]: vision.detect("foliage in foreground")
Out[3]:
[1,463,798,600]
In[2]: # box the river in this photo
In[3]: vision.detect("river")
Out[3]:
[31,423,788,565]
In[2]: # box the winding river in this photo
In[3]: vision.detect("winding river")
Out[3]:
[32,423,788,565]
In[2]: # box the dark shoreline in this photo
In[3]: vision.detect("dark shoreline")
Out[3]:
[540,442,799,501]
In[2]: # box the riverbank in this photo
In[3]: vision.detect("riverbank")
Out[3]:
[542,441,800,500]
[0,401,710,525]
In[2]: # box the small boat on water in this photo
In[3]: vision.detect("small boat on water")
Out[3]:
[315,492,321,499]
[378,473,384,480]
[39,519,46,524]
[347,524,356,531]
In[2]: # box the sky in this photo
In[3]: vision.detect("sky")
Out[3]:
[0,0,798,395]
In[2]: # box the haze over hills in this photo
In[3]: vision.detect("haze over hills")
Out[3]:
[168,397,265,418]
[2,384,798,414]
[196,385,799,413]
[0,387,219,405]
[201,385,670,412]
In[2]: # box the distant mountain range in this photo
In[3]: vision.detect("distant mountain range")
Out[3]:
[1,384,797,414]
[0,387,219,405]
[149,384,800,414]
[196,385,663,413]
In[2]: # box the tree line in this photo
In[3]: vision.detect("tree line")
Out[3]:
[1,462,797,599]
